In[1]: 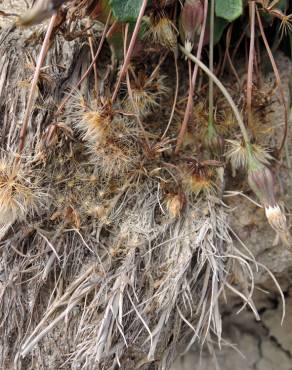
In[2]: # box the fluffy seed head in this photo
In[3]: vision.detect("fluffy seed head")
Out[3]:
[183,171,215,196]
[226,140,272,173]
[144,15,178,51]
[0,158,41,225]
[124,73,169,116]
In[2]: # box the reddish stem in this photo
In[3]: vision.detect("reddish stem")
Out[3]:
[17,14,58,161]
[256,6,288,154]
[175,0,208,154]
[111,0,148,103]
[247,1,255,128]
[55,13,113,117]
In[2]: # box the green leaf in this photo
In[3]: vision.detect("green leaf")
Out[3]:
[109,0,145,22]
[215,0,242,22]
[213,16,228,44]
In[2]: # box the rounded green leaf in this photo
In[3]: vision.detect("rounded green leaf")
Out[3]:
[109,0,145,22]
[215,0,243,22]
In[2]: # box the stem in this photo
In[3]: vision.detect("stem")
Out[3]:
[208,0,215,128]
[256,6,288,154]
[161,51,179,139]
[247,1,255,128]
[17,14,58,162]
[87,19,99,99]
[55,13,112,117]
[111,0,148,103]
[179,45,250,145]
[175,0,208,154]
[124,24,150,149]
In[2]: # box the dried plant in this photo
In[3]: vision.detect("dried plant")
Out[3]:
[0,0,291,369]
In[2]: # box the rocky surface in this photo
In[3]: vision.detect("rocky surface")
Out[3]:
[172,293,292,370]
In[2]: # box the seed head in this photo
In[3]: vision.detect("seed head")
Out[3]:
[183,170,215,196]
[0,158,42,225]
[144,15,178,51]
[226,140,272,175]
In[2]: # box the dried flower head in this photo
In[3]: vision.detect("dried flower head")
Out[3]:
[143,15,178,51]
[70,97,112,146]
[226,140,272,174]
[0,157,42,225]
[183,168,215,196]
[124,73,169,116]
[179,0,204,52]
[87,117,140,178]
[265,204,287,233]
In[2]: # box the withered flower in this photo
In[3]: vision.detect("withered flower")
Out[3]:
[247,152,288,237]
[179,0,204,52]
[205,122,225,157]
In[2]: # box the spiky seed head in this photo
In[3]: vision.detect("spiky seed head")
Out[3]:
[184,171,215,196]
[144,16,178,51]
[0,159,42,225]
[125,73,170,116]
[80,110,110,145]
[179,0,204,52]
[226,140,272,174]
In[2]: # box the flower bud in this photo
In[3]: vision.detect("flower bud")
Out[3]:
[180,0,204,52]
[205,123,225,157]
[247,156,288,235]
[247,163,277,209]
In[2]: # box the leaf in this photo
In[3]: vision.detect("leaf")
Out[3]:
[213,16,228,45]
[215,0,242,22]
[109,0,145,22]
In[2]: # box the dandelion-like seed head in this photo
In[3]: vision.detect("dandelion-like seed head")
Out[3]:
[226,140,272,174]
[0,158,42,225]
[183,168,215,196]
[144,15,178,51]
[124,73,169,117]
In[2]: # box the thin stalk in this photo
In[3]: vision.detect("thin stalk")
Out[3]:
[179,45,250,145]
[208,0,215,122]
[111,0,148,103]
[175,0,208,154]
[124,23,150,149]
[55,12,112,117]
[17,14,58,161]
[87,19,99,98]
[161,51,179,139]
[247,1,256,128]
[208,0,215,129]
[256,6,288,154]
